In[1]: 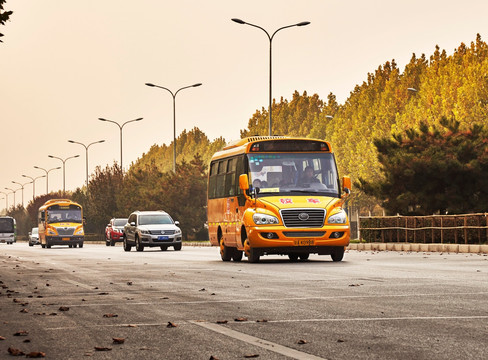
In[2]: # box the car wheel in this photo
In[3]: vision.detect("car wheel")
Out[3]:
[135,236,144,252]
[174,243,182,251]
[219,238,231,261]
[29,242,34,247]
[123,237,132,252]
[105,238,110,246]
[331,247,344,262]
[160,246,168,251]
[288,253,299,261]
[299,253,310,261]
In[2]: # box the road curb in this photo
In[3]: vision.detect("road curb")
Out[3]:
[348,242,488,254]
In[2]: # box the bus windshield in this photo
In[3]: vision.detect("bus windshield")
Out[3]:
[47,209,82,223]
[0,218,14,232]
[247,153,340,197]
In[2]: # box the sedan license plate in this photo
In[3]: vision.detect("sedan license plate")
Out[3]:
[158,236,169,241]
[294,239,314,246]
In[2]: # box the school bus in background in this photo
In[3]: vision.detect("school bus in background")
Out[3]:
[207,136,352,263]
[38,199,84,248]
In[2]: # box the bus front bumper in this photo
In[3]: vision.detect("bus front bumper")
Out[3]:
[46,236,84,245]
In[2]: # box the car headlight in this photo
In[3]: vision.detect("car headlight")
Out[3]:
[47,228,57,235]
[140,229,150,234]
[328,210,347,224]
[253,213,279,225]
[175,228,181,235]
[75,228,84,235]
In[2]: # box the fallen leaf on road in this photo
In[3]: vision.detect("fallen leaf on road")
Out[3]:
[112,337,125,344]
[244,354,259,358]
[234,317,248,322]
[8,347,25,356]
[14,330,29,336]
[209,356,219,360]
[216,320,228,324]
[25,351,46,358]
[94,347,112,351]
[103,314,118,318]
[297,339,308,344]
[337,339,345,343]
[256,319,268,323]
[0,336,5,340]
[127,282,132,285]
[199,288,206,291]
[167,322,178,328]
[127,324,138,328]
[59,306,70,311]
[98,292,109,295]
[20,309,29,313]
[23,339,30,343]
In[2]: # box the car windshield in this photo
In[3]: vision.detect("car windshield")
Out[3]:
[32,228,38,235]
[139,214,173,225]
[113,219,127,226]
[247,152,340,197]
[47,209,82,223]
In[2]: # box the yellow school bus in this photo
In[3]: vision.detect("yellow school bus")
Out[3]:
[207,136,351,263]
[38,199,84,248]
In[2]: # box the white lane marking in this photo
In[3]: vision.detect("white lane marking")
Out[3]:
[189,320,325,360]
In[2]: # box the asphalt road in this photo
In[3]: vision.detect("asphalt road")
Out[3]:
[0,243,487,359]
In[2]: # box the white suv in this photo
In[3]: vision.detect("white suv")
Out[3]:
[123,211,182,252]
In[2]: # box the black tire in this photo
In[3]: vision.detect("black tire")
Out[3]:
[248,248,260,263]
[29,242,34,247]
[41,244,45,249]
[299,253,310,261]
[123,237,132,252]
[46,244,51,249]
[288,253,299,261]
[68,245,72,248]
[105,238,110,246]
[331,248,344,262]
[110,239,115,246]
[174,243,182,251]
[72,243,77,248]
[135,236,144,252]
[78,243,83,248]
[220,239,231,261]
[232,249,243,262]
[160,246,168,251]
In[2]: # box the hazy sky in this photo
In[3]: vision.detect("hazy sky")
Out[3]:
[1,0,488,209]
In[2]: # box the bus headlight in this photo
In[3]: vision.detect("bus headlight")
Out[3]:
[47,228,57,235]
[253,213,279,225]
[328,210,347,224]
[75,228,84,235]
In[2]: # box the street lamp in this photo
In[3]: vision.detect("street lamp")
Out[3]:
[0,191,8,211]
[33,166,61,194]
[12,181,32,208]
[4,187,19,208]
[98,117,143,170]
[145,82,202,172]
[68,139,105,190]
[232,18,310,136]
[22,174,46,201]
[48,154,80,195]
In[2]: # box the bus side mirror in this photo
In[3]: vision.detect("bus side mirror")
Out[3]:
[342,176,352,195]
[83,217,87,225]
[239,174,249,191]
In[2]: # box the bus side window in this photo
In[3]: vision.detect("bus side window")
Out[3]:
[236,155,247,206]
[216,160,227,198]
[225,158,236,196]
[208,161,218,199]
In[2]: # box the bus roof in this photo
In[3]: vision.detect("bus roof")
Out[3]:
[39,199,82,211]
[211,136,333,161]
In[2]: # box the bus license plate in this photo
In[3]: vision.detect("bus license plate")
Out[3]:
[62,237,70,241]
[295,239,314,246]
[158,236,169,241]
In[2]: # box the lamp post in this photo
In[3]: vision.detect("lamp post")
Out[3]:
[0,191,8,211]
[33,166,61,194]
[4,187,19,208]
[68,139,105,190]
[48,155,80,195]
[97,117,143,170]
[22,174,46,201]
[145,82,202,172]
[232,18,310,136]
[11,181,32,208]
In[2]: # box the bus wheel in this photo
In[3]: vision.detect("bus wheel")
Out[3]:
[232,249,243,262]
[248,248,260,263]
[68,245,72,248]
[46,244,51,249]
[288,253,299,261]
[79,242,83,248]
[331,247,344,262]
[72,243,77,248]
[299,253,310,261]
[220,238,232,261]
